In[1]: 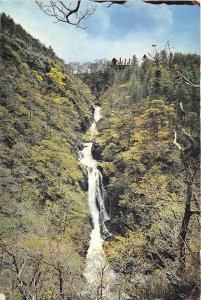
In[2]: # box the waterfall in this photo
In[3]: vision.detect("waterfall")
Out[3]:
[80,106,116,300]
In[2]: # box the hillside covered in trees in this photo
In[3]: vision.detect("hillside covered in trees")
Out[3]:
[0,13,96,299]
[0,13,200,300]
[93,51,200,299]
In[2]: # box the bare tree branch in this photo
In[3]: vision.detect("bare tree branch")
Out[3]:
[173,130,183,151]
[0,243,36,300]
[172,99,200,273]
[35,0,96,28]
[165,64,200,88]
[36,0,200,27]
[182,128,195,145]
[190,210,200,216]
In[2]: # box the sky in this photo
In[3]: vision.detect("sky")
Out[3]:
[0,0,200,63]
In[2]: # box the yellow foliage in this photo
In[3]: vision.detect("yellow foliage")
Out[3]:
[18,103,29,116]
[5,73,13,79]
[53,97,62,105]
[71,83,78,91]
[0,106,7,118]
[47,67,65,87]
[22,62,29,69]
[101,162,116,174]
[118,83,129,89]
[43,289,53,300]
[18,81,32,91]
[105,231,146,262]
[32,70,43,81]
[10,48,21,62]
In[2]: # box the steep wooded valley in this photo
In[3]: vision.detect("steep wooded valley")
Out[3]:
[0,14,200,300]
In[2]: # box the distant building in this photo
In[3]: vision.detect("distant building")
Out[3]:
[112,57,132,71]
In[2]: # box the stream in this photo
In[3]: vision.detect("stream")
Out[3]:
[80,106,117,300]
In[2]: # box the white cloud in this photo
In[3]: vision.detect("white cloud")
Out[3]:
[94,7,111,31]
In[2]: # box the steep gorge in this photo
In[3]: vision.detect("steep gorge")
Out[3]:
[0,13,200,300]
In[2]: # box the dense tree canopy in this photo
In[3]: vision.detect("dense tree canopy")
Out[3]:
[92,49,200,299]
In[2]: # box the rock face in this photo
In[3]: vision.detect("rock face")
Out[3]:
[0,294,5,300]
[91,141,103,161]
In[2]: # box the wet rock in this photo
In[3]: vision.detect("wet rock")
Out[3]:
[91,142,103,161]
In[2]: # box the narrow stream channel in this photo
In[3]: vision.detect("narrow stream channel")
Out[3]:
[80,106,117,299]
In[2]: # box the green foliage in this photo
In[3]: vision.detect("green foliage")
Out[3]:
[0,13,200,299]
[0,14,95,299]
[95,50,200,299]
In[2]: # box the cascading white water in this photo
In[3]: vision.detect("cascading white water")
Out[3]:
[80,106,116,299]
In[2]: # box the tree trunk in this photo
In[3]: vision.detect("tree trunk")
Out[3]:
[58,269,64,300]
[179,179,193,271]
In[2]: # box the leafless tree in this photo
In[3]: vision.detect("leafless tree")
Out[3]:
[35,0,97,28]
[164,64,200,88]
[0,242,37,300]
[173,103,200,272]
[36,0,200,28]
[0,238,85,300]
